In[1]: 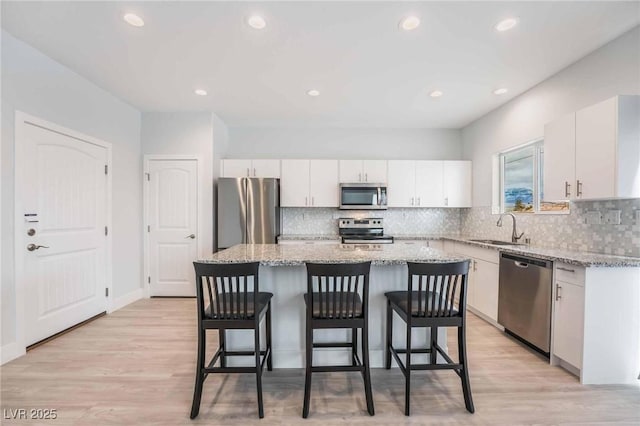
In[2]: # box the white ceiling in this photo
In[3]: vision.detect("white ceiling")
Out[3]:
[2,1,638,128]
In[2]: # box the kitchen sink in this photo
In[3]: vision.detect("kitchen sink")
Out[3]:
[469,239,525,246]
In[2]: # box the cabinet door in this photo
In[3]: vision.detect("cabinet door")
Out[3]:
[428,240,444,251]
[339,160,363,183]
[415,161,444,207]
[309,160,339,207]
[222,159,251,177]
[251,159,280,178]
[576,97,617,199]
[363,160,388,183]
[543,113,576,200]
[553,280,584,368]
[466,260,477,309]
[387,160,416,207]
[444,161,472,207]
[281,160,310,207]
[473,259,499,321]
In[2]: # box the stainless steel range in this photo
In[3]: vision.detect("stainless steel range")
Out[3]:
[338,218,394,244]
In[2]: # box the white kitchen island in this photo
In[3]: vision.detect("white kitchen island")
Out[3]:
[199,243,470,368]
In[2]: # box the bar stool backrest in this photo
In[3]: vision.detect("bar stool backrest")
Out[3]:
[406,261,470,318]
[305,262,371,320]
[193,262,261,320]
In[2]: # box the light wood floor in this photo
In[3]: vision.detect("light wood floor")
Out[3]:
[1,298,638,425]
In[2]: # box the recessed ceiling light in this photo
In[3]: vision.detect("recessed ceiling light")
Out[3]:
[123,13,144,27]
[248,15,266,30]
[429,90,443,98]
[194,89,207,96]
[307,89,320,97]
[399,16,420,31]
[495,17,518,32]
[493,88,508,95]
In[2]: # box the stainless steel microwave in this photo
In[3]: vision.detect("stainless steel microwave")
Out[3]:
[339,183,388,210]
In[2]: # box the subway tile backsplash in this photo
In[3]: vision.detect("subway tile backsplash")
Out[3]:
[282,198,640,258]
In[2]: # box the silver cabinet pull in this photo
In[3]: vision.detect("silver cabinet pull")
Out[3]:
[576,180,583,197]
[365,173,368,182]
[411,197,414,206]
[444,197,449,206]
[27,244,49,251]
[253,168,256,176]
[311,196,315,206]
[556,284,562,301]
[473,260,477,272]
[305,196,308,206]
[358,172,362,182]
[557,267,575,273]
[185,234,195,239]
[246,168,250,177]
[417,197,421,206]
[564,181,571,198]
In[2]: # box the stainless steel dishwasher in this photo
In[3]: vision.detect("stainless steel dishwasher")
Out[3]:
[498,253,553,354]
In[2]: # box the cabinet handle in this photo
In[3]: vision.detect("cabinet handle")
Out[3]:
[253,168,256,176]
[411,197,414,206]
[246,168,250,177]
[556,284,562,301]
[417,197,421,206]
[444,197,449,206]
[305,196,308,206]
[576,180,583,197]
[473,260,477,272]
[564,181,571,198]
[557,267,575,273]
[312,196,315,206]
[358,173,362,182]
[365,173,368,182]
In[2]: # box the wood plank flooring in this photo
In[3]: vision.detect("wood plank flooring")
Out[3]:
[1,298,638,425]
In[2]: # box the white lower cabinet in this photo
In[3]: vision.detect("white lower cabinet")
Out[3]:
[552,279,584,369]
[471,259,499,321]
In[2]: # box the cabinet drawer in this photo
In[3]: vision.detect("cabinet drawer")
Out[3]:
[455,243,499,264]
[555,263,585,287]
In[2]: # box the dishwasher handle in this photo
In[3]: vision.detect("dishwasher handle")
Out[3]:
[514,261,529,268]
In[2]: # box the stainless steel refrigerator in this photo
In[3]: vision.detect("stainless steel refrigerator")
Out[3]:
[217,178,280,250]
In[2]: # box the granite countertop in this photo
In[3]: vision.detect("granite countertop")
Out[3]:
[276,234,640,267]
[201,243,469,266]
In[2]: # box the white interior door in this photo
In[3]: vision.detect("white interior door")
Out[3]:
[21,120,109,346]
[148,159,198,296]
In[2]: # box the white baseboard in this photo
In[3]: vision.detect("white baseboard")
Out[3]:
[110,288,144,312]
[1,341,26,365]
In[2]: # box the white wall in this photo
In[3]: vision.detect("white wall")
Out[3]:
[1,31,143,352]
[226,127,462,160]
[463,26,640,206]
[212,113,229,250]
[141,112,215,257]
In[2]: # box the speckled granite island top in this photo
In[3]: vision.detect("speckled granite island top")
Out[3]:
[201,244,469,266]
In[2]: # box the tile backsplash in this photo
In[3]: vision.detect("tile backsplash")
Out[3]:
[281,198,640,257]
[460,199,640,257]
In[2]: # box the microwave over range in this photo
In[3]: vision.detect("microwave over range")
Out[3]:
[339,183,388,210]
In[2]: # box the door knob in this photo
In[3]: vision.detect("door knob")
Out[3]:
[185,234,196,239]
[27,244,49,251]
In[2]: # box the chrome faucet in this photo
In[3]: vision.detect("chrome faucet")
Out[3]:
[497,213,525,243]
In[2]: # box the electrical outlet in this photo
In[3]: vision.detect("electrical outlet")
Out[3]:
[584,210,602,225]
[604,210,622,225]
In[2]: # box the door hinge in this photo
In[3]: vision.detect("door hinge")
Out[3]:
[105,287,109,297]
[148,276,151,284]
[105,165,108,175]
[105,226,108,236]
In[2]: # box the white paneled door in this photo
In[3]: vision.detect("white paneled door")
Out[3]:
[20,119,109,346]
[147,160,198,296]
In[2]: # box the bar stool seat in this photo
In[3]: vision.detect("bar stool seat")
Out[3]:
[384,291,458,317]
[204,292,273,319]
[303,292,363,318]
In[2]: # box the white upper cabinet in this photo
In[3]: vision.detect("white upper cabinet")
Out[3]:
[281,160,310,207]
[415,161,444,207]
[387,160,416,207]
[221,159,280,178]
[281,159,339,207]
[544,113,576,200]
[338,160,387,183]
[309,160,339,207]
[388,160,471,208]
[444,161,472,207]
[543,95,640,201]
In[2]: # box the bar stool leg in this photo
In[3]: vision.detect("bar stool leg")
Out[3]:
[351,328,358,366]
[430,326,438,365]
[385,300,392,369]
[266,302,273,371]
[458,324,475,413]
[190,328,206,419]
[404,324,412,416]
[362,322,375,416]
[302,318,313,418]
[219,329,226,368]
[255,321,264,419]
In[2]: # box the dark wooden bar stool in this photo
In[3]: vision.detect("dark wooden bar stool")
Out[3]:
[385,261,474,416]
[302,262,374,418]
[190,262,273,419]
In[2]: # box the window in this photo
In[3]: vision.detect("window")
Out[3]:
[498,140,569,214]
